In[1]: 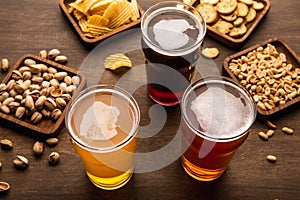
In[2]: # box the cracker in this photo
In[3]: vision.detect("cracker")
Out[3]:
[196,3,218,24]
[238,0,253,5]
[237,2,249,17]
[245,7,256,22]
[233,17,244,26]
[252,1,265,11]
[201,0,219,5]
[229,23,247,37]
[220,10,238,22]
[212,19,234,34]
[216,0,238,15]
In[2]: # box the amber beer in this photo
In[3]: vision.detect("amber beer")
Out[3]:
[65,85,140,190]
[180,77,257,181]
[141,1,206,106]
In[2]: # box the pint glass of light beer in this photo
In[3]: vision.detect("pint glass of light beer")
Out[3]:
[180,77,257,181]
[65,85,140,190]
[141,1,207,106]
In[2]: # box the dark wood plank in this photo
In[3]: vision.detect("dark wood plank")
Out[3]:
[0,0,299,199]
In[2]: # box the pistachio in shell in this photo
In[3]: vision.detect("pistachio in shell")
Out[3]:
[13,155,29,169]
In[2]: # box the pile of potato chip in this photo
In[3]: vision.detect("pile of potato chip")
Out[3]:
[69,0,140,38]
[192,0,265,38]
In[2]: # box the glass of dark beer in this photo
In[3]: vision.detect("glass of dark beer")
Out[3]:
[180,77,257,181]
[141,1,206,106]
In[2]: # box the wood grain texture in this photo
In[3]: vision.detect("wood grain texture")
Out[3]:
[0,0,299,199]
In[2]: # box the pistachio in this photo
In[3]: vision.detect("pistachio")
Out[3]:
[55,97,66,110]
[59,82,67,93]
[13,155,29,169]
[6,80,15,91]
[48,49,61,59]
[14,94,23,102]
[31,111,42,124]
[31,76,43,84]
[39,50,48,59]
[42,72,53,81]
[11,70,23,80]
[1,58,9,72]
[61,93,71,102]
[42,81,50,88]
[29,64,43,74]
[0,162,2,170]
[46,137,59,147]
[25,95,35,111]
[0,83,7,92]
[24,59,36,66]
[8,101,20,112]
[35,95,47,110]
[51,108,62,121]
[3,97,14,105]
[48,152,60,165]
[0,139,13,150]
[0,182,10,194]
[19,66,30,74]
[0,92,9,102]
[50,88,62,98]
[15,106,26,119]
[44,98,57,111]
[8,89,18,98]
[55,55,68,64]
[13,82,26,94]
[0,105,10,114]
[41,108,51,118]
[33,141,44,157]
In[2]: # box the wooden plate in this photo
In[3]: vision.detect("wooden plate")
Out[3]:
[0,54,86,138]
[187,0,270,48]
[59,0,144,49]
[223,38,300,116]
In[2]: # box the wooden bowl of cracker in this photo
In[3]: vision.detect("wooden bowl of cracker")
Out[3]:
[59,0,144,49]
[184,0,270,48]
[223,38,300,116]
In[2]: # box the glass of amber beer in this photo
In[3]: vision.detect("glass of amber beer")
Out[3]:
[180,77,257,181]
[65,85,140,190]
[141,1,206,106]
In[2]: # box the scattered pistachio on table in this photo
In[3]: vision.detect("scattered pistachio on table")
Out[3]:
[46,137,59,147]
[1,58,9,73]
[0,139,13,150]
[13,155,29,170]
[266,155,277,163]
[48,152,60,166]
[0,182,10,194]
[32,141,44,157]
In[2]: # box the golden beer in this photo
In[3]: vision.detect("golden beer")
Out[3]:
[65,85,140,190]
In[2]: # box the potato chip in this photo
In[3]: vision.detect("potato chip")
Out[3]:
[201,47,220,59]
[78,18,88,32]
[130,0,140,21]
[87,15,109,27]
[104,53,132,70]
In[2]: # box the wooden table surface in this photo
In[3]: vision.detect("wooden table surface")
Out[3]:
[0,0,300,199]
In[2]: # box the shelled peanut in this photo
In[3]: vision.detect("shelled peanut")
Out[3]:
[0,58,80,124]
[228,43,300,111]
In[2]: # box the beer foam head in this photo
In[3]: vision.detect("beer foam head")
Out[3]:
[153,19,195,50]
[190,86,253,139]
[79,101,120,140]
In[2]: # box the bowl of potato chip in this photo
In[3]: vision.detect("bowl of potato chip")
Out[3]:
[59,0,144,48]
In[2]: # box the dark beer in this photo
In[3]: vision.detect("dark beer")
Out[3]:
[141,2,206,106]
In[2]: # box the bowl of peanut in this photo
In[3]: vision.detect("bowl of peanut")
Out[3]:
[223,37,300,116]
